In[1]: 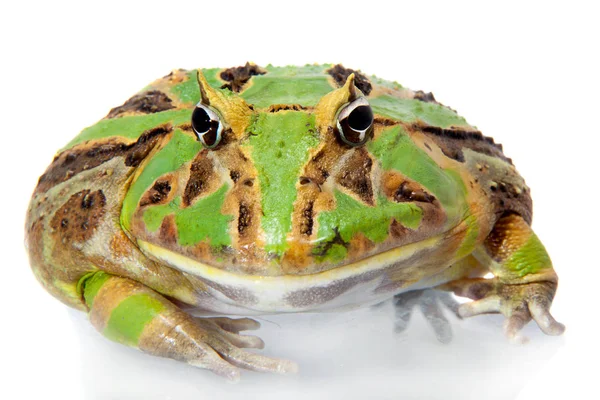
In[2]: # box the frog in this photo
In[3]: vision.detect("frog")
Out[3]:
[25,63,565,380]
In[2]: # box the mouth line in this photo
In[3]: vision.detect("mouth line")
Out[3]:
[138,233,446,289]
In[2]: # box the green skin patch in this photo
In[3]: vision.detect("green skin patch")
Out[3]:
[171,68,224,104]
[121,129,202,231]
[367,126,469,228]
[369,95,472,129]
[64,109,191,149]
[241,65,335,108]
[247,111,320,254]
[103,294,165,347]
[316,191,422,262]
[82,271,111,308]
[143,185,233,248]
[505,233,552,277]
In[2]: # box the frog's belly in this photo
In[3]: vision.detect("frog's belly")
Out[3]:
[140,233,462,315]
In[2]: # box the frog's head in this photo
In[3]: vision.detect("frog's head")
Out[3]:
[122,65,467,275]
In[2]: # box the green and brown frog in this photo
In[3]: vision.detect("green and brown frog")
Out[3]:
[25,63,564,380]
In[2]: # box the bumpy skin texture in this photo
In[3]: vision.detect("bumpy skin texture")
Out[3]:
[25,64,563,379]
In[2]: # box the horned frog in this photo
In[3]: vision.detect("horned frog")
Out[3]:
[25,63,564,380]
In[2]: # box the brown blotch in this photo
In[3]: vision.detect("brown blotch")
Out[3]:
[393,181,436,203]
[220,62,266,92]
[413,90,437,103]
[230,170,241,183]
[36,125,170,194]
[107,90,174,118]
[50,190,106,242]
[300,201,314,236]
[158,214,179,246]
[302,130,348,185]
[238,203,252,235]
[183,151,216,206]
[140,178,173,207]
[335,148,374,205]
[484,213,532,262]
[416,123,511,164]
[489,182,532,225]
[327,64,372,96]
[267,104,307,112]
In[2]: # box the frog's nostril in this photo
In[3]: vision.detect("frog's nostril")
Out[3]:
[299,177,312,185]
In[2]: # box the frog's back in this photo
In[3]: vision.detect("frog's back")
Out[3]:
[26,63,531,312]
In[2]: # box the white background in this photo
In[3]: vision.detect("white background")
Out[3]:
[2,1,599,399]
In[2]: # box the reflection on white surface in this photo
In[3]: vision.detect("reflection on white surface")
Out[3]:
[69,299,564,400]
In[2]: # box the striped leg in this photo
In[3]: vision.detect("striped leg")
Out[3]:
[441,214,565,342]
[82,272,297,380]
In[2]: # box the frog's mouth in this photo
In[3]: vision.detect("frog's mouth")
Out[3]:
[137,233,457,313]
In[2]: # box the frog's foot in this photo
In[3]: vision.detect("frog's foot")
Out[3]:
[82,272,298,381]
[441,278,565,343]
[393,289,461,344]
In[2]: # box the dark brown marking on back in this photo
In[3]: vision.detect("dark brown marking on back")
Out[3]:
[327,64,372,96]
[373,117,398,127]
[183,151,216,206]
[107,90,174,118]
[50,190,106,243]
[335,148,374,205]
[140,179,173,207]
[489,182,532,224]
[36,126,171,193]
[393,181,436,203]
[417,124,511,164]
[220,62,266,93]
[267,104,307,112]
[413,90,437,103]
[230,170,241,183]
[238,203,251,235]
[300,201,314,236]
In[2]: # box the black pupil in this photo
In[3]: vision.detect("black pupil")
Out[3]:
[192,107,212,134]
[347,105,374,131]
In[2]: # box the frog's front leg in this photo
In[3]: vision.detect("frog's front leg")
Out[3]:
[81,272,298,380]
[441,214,565,342]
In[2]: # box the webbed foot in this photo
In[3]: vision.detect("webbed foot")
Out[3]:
[393,289,461,343]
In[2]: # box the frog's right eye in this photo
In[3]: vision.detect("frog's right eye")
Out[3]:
[191,103,223,148]
[335,97,374,147]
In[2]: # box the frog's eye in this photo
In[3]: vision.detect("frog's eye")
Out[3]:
[335,97,374,146]
[191,103,223,148]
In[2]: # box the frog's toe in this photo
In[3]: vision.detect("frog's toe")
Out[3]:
[206,334,299,375]
[528,298,566,336]
[194,317,265,349]
[194,318,266,349]
[204,317,261,333]
[457,295,501,317]
[393,290,422,333]
[188,344,242,381]
[504,305,532,344]
[393,289,458,343]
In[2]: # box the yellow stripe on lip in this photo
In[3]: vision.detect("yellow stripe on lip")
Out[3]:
[138,234,443,293]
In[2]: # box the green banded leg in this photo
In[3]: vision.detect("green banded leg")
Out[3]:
[81,272,297,380]
[440,214,565,342]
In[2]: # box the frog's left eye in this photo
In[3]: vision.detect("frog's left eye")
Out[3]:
[335,97,374,146]
[191,103,223,148]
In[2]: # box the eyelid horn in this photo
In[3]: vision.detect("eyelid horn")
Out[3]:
[195,70,253,137]
[314,73,362,134]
